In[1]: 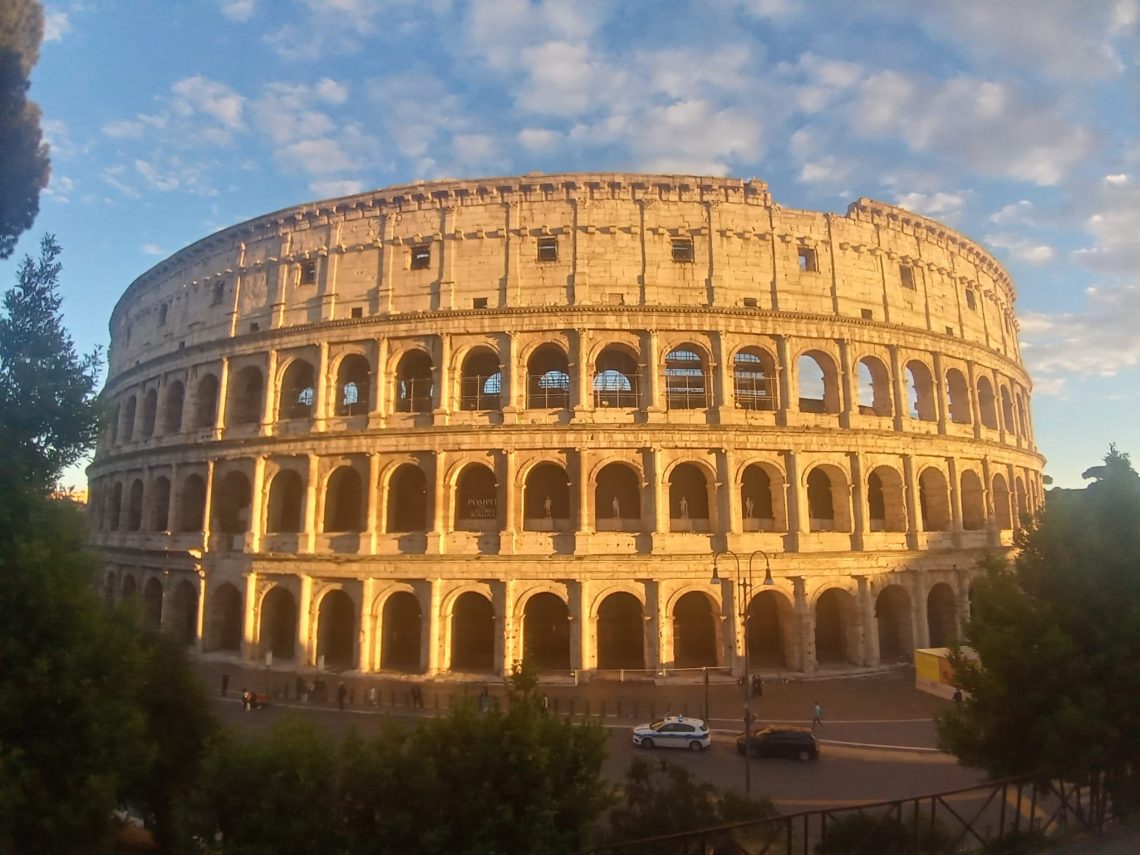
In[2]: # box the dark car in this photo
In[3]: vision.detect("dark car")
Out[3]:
[736,727,819,761]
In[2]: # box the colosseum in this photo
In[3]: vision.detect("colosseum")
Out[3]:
[88,172,1043,683]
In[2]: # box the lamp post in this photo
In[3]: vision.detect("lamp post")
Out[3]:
[711,548,774,797]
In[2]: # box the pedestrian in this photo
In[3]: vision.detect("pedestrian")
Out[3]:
[336,681,347,711]
[241,688,251,712]
[811,700,823,731]
[221,673,229,697]
[541,692,550,715]
[953,688,963,708]
[751,675,763,698]
[411,684,423,708]
[368,686,378,707]
[478,687,491,714]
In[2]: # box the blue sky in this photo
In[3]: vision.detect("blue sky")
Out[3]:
[5,0,1139,490]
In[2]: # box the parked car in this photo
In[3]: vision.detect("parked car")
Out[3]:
[736,727,819,761]
[632,715,711,751]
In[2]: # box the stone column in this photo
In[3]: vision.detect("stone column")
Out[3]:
[911,568,930,649]
[855,576,878,667]
[889,344,906,432]
[574,329,593,415]
[576,448,593,535]
[215,357,231,432]
[167,463,181,534]
[304,455,319,553]
[502,331,520,415]
[933,352,948,434]
[570,580,588,673]
[501,450,518,554]
[947,456,963,531]
[651,448,668,542]
[242,571,259,661]
[434,333,451,415]
[903,453,920,549]
[372,337,388,421]
[793,577,814,674]
[359,577,376,672]
[261,348,279,434]
[194,571,207,654]
[838,338,855,428]
[712,331,732,413]
[366,452,381,553]
[296,575,313,667]
[202,459,216,542]
[783,450,804,551]
[494,579,513,676]
[775,335,792,426]
[652,581,671,672]
[721,447,740,538]
[248,455,266,553]
[966,360,982,439]
[431,450,447,553]
[848,451,866,552]
[425,579,442,674]
[643,330,661,412]
[313,341,329,431]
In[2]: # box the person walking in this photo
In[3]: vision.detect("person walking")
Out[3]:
[478,687,491,714]
[811,700,823,731]
[336,681,347,711]
[541,692,550,715]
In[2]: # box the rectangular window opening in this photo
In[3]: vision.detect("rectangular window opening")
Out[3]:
[473,297,489,309]
[410,244,431,270]
[861,308,874,320]
[158,304,168,326]
[965,289,977,311]
[299,260,317,286]
[899,264,916,290]
[210,282,225,306]
[537,236,558,262]
[249,322,260,333]
[671,238,694,263]
[798,247,818,272]
[608,292,625,306]
[350,306,363,319]
[946,326,955,335]
[743,297,758,308]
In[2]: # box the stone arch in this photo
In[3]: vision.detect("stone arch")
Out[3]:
[867,465,906,532]
[1000,385,1016,435]
[454,462,499,531]
[121,574,137,600]
[193,373,219,429]
[141,388,158,437]
[960,469,985,530]
[266,469,304,533]
[992,473,1013,530]
[316,588,356,670]
[918,467,952,531]
[121,394,137,442]
[227,365,263,426]
[143,576,164,629]
[927,583,958,647]
[449,591,495,673]
[664,343,711,410]
[740,462,781,531]
[805,464,850,532]
[103,570,117,606]
[150,475,171,531]
[381,590,422,673]
[1014,475,1029,521]
[323,466,364,532]
[855,355,892,416]
[747,589,795,668]
[796,350,840,414]
[126,478,144,531]
[278,358,316,420]
[672,590,718,668]
[387,463,430,532]
[977,375,998,429]
[335,353,371,416]
[593,344,640,408]
[178,474,206,532]
[596,591,645,670]
[259,586,297,660]
[946,368,970,424]
[395,348,434,413]
[814,587,857,664]
[732,346,777,411]
[108,481,123,530]
[206,582,242,652]
[527,343,570,410]
[169,580,198,645]
[905,360,937,421]
[522,591,571,671]
[213,470,252,534]
[523,461,570,530]
[459,346,502,411]
[875,584,913,659]
[1015,389,1029,438]
[594,461,641,531]
[668,461,712,531]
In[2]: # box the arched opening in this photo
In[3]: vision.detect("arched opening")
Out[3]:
[227,365,263,426]
[460,347,502,411]
[323,466,364,532]
[906,360,937,421]
[141,388,158,437]
[797,351,839,414]
[336,354,371,416]
[523,462,571,531]
[527,344,570,410]
[121,395,137,442]
[259,587,297,660]
[108,481,123,530]
[169,580,198,646]
[454,464,499,530]
[733,348,777,411]
[150,476,171,531]
[672,591,717,668]
[669,463,710,531]
[875,585,913,659]
[278,359,315,420]
[806,467,838,531]
[596,592,645,670]
[1014,476,1029,522]
[1000,386,1016,435]
[108,404,120,445]
[593,346,640,408]
[918,468,952,531]
[388,464,429,532]
[664,345,710,410]
[162,380,185,434]
[978,376,998,429]
[178,474,206,532]
[927,583,958,648]
[193,374,219,429]
[992,474,1013,530]
[594,462,641,531]
[523,592,571,672]
[961,470,985,530]
[143,577,164,630]
[856,356,892,416]
[266,469,304,533]
[213,471,252,534]
[121,575,137,600]
[946,369,970,424]
[207,583,242,652]
[867,467,906,532]
[103,571,116,607]
[395,350,434,413]
[381,591,422,673]
[317,589,355,671]
[814,588,857,664]
[450,592,494,673]
[1015,390,1029,437]
[741,464,777,531]
[747,590,793,668]
[126,479,144,531]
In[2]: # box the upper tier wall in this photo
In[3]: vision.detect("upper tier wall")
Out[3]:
[107,174,1021,376]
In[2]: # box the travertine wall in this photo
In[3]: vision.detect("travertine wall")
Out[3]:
[89,173,1042,681]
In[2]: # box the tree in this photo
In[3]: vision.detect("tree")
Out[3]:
[0,234,101,495]
[938,446,1140,814]
[0,0,51,259]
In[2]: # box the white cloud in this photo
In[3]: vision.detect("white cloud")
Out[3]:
[309,179,365,197]
[799,156,850,185]
[1105,173,1130,185]
[990,200,1036,225]
[276,138,354,173]
[1073,179,1140,273]
[517,128,562,151]
[102,119,146,139]
[171,76,245,130]
[43,10,71,42]
[452,133,497,164]
[43,174,75,203]
[314,78,349,104]
[141,243,164,256]
[984,233,1056,264]
[251,81,345,145]
[894,191,966,220]
[219,0,256,21]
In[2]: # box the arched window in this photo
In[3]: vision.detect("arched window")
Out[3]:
[593,346,640,408]
[336,354,371,416]
[193,374,219,429]
[1000,386,1016,435]
[905,360,937,421]
[127,479,144,531]
[960,470,985,530]
[388,464,429,532]
[227,366,263,426]
[867,467,906,532]
[178,474,206,532]
[668,463,710,531]
[121,395,137,442]
[279,359,315,421]
[141,388,158,437]
[733,348,777,411]
[523,462,571,530]
[162,380,185,434]
[454,464,498,531]
[460,348,501,411]
[213,471,252,533]
[992,474,1012,530]
[594,462,641,531]
[806,468,835,530]
[266,469,304,533]
[527,344,570,410]
[395,351,434,413]
[150,476,171,531]
[665,346,710,410]
[323,466,364,532]
[108,481,123,530]
[946,369,970,424]
[797,352,839,414]
[918,468,951,531]
[856,357,892,416]
[977,376,998,429]
[741,464,778,531]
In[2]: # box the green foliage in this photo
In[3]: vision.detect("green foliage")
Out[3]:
[938,446,1140,809]
[814,811,951,855]
[0,0,50,259]
[0,235,102,494]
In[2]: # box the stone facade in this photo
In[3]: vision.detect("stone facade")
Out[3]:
[88,173,1043,680]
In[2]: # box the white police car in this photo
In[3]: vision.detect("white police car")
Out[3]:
[631,715,710,751]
